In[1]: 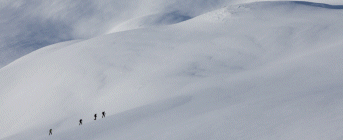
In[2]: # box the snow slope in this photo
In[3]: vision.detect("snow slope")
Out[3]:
[1,1,343,140]
[1,0,343,68]
[0,0,229,68]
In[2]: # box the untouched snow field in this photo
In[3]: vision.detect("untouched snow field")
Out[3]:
[1,1,343,140]
[1,0,343,68]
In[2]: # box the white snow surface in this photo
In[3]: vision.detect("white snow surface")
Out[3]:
[1,1,343,140]
[1,0,343,68]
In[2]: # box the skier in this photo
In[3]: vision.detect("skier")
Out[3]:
[94,114,97,120]
[102,111,106,118]
[49,129,52,135]
[79,119,82,125]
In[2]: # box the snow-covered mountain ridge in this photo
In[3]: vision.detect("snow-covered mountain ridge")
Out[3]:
[1,1,343,139]
[1,0,343,68]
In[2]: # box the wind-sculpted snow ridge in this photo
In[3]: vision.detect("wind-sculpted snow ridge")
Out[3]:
[292,1,343,9]
[0,0,342,68]
[0,0,229,68]
[107,11,192,33]
[1,1,343,140]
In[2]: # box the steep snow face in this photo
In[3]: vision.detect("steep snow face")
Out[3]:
[1,1,343,140]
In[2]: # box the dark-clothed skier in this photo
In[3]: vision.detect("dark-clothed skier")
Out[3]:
[79,119,82,125]
[94,114,97,120]
[102,111,106,118]
[49,129,52,135]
